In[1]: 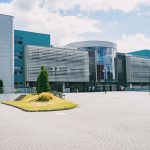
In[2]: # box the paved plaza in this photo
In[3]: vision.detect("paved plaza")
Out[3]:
[0,92,150,150]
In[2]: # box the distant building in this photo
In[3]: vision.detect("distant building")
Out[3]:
[126,55,150,89]
[65,41,117,91]
[0,14,14,93]
[116,52,150,91]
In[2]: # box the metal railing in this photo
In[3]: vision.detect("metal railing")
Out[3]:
[0,87,35,94]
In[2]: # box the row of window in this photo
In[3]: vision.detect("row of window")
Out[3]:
[15,36,24,84]
[15,82,24,86]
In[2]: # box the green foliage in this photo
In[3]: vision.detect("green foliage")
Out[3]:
[36,66,50,94]
[0,80,4,93]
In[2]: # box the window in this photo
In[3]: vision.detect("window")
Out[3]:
[15,36,23,44]
[15,51,23,59]
[15,67,23,75]
[15,82,23,85]
[15,82,24,87]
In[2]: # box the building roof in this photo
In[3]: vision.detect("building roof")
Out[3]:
[128,49,150,58]
[14,30,50,36]
[64,41,117,49]
[0,14,14,18]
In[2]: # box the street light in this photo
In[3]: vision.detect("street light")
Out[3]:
[103,68,107,94]
[47,66,59,91]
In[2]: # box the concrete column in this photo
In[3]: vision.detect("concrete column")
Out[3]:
[0,14,14,93]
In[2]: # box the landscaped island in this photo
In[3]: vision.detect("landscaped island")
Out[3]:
[2,92,78,112]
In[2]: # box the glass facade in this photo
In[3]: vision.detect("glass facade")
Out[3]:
[96,47,116,82]
[65,41,117,83]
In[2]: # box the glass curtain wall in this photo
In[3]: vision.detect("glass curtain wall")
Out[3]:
[96,47,116,82]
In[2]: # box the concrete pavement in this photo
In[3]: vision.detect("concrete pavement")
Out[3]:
[0,92,150,150]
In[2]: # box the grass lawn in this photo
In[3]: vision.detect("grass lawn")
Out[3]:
[2,93,78,112]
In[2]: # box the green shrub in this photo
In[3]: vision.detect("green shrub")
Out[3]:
[0,80,3,93]
[36,66,50,94]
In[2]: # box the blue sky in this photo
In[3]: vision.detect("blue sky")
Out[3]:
[0,0,150,52]
[0,0,11,2]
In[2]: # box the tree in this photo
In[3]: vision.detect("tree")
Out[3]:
[36,66,50,94]
[0,80,4,93]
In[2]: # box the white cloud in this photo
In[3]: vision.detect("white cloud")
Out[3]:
[44,0,150,13]
[117,34,150,53]
[0,0,101,46]
[1,0,150,49]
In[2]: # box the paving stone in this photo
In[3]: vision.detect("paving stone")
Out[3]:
[0,92,150,150]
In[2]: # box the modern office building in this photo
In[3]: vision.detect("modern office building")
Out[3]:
[115,52,150,90]
[65,41,117,91]
[1,13,150,93]
[14,30,50,88]
[0,14,14,93]
[24,45,89,92]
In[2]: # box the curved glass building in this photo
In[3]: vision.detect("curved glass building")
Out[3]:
[65,41,117,90]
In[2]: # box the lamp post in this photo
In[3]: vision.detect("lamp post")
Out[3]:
[54,66,57,83]
[54,66,59,91]
[103,68,107,94]
[48,66,59,91]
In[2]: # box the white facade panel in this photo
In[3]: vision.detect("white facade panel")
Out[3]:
[126,55,150,83]
[25,45,89,83]
[0,14,14,92]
